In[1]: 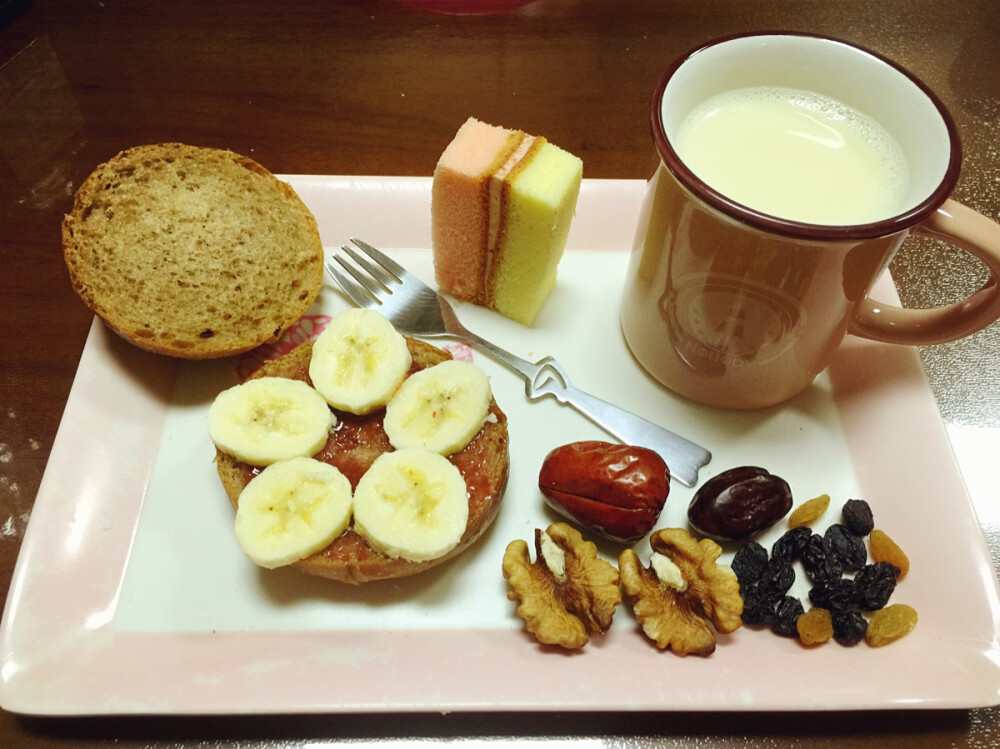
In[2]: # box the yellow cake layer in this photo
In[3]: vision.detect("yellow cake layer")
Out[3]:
[490,141,582,325]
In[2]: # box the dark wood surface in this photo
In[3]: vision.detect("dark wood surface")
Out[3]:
[2,0,999,745]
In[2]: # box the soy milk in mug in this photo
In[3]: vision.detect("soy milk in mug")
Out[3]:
[674,86,910,226]
[620,33,1000,410]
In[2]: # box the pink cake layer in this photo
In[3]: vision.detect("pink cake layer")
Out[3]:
[431,118,524,305]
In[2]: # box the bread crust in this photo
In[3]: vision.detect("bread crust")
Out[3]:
[63,143,324,359]
[215,338,510,584]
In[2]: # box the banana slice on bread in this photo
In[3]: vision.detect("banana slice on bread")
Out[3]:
[309,308,412,414]
[384,360,491,456]
[207,377,334,465]
[210,311,509,584]
[235,457,353,568]
[353,449,470,562]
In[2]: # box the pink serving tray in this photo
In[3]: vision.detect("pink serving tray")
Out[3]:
[1,176,998,715]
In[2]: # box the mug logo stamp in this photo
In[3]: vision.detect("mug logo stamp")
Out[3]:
[660,272,806,368]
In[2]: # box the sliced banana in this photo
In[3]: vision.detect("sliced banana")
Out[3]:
[309,308,412,415]
[383,359,491,456]
[352,448,469,562]
[208,376,335,465]
[234,457,353,569]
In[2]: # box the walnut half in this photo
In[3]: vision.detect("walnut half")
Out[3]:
[619,527,743,656]
[502,522,621,649]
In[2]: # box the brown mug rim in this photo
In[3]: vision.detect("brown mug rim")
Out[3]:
[650,31,962,241]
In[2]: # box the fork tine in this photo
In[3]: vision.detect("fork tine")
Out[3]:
[324,259,380,310]
[348,237,412,282]
[340,242,399,290]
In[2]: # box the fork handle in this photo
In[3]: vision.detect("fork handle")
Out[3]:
[449,329,711,487]
[542,378,711,488]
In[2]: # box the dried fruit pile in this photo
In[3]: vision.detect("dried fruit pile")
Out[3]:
[733,497,916,647]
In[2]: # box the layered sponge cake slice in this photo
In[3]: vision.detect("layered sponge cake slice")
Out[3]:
[431,118,583,326]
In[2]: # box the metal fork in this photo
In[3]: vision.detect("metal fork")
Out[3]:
[326,238,711,486]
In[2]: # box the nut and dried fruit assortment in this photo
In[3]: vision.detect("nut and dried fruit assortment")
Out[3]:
[504,449,917,655]
[538,441,670,543]
[733,496,917,648]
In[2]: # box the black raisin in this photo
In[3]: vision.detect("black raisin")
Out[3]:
[740,594,776,626]
[825,523,867,572]
[732,542,769,586]
[809,578,860,612]
[831,609,868,646]
[854,562,900,611]
[842,499,874,537]
[770,596,804,637]
[802,533,843,583]
[771,526,813,563]
[756,558,796,604]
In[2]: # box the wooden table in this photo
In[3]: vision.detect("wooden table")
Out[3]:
[2,0,998,745]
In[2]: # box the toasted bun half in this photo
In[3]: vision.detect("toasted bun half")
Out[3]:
[63,143,324,359]
[215,337,510,583]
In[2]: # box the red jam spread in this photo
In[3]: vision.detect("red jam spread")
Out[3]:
[237,340,508,566]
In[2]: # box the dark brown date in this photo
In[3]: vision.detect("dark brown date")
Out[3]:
[687,466,792,540]
[538,441,670,543]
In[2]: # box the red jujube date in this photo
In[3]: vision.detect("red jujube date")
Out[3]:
[538,441,670,543]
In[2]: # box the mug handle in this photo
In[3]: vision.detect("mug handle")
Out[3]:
[850,199,1000,345]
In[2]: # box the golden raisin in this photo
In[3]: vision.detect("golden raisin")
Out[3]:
[869,529,910,579]
[796,607,833,646]
[866,603,918,647]
[788,494,830,528]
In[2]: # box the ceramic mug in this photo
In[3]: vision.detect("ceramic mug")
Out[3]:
[620,32,1000,409]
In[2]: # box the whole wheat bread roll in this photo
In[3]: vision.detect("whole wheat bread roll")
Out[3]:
[63,143,324,359]
[215,337,510,584]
